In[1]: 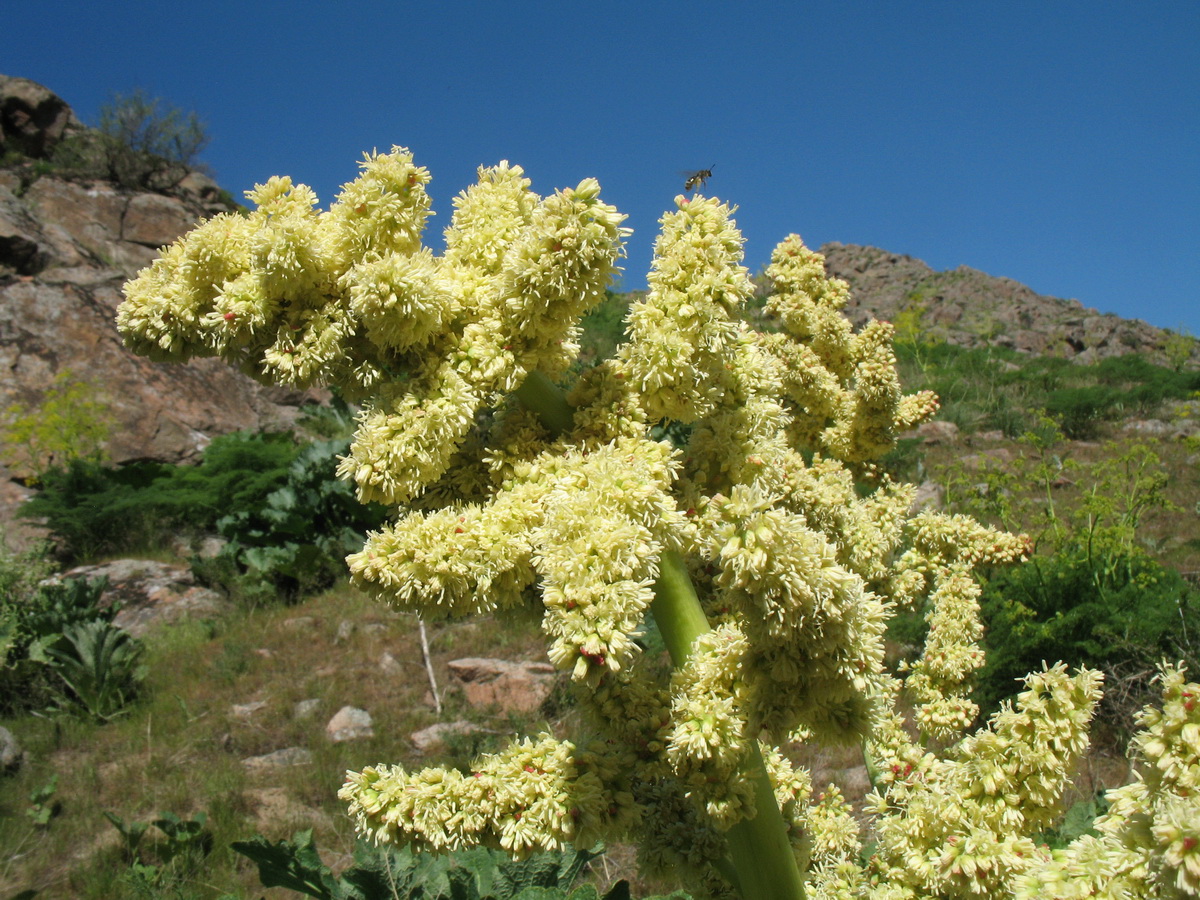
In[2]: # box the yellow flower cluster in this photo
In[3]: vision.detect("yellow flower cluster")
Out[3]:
[1011,665,1200,899]
[120,150,630,506]
[341,733,638,856]
[864,664,1104,897]
[118,150,1199,899]
[617,195,753,423]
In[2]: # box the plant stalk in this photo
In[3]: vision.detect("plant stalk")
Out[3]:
[517,371,807,899]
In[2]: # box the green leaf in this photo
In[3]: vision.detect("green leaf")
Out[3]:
[231,830,337,899]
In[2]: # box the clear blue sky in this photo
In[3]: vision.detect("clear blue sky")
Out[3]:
[9,1,1198,335]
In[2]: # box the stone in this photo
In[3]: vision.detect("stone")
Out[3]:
[0,76,83,157]
[55,558,229,636]
[326,706,374,742]
[121,193,198,248]
[0,184,52,275]
[1121,419,1173,436]
[242,747,314,771]
[379,651,402,675]
[910,480,944,513]
[0,725,23,773]
[915,421,959,444]
[232,700,268,719]
[410,720,483,754]
[293,699,321,719]
[447,658,557,714]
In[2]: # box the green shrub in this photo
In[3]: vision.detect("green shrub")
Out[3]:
[0,575,112,716]
[1043,385,1121,439]
[0,368,115,484]
[975,549,1200,731]
[21,431,301,562]
[206,438,389,603]
[43,618,145,721]
[104,810,216,897]
[893,345,1200,439]
[48,89,210,191]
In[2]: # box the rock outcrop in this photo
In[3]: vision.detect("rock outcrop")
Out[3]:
[55,558,229,637]
[0,77,325,542]
[818,243,1198,366]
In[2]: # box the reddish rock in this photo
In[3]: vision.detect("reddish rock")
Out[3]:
[447,657,557,713]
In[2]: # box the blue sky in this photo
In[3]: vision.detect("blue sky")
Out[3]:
[9,1,1199,335]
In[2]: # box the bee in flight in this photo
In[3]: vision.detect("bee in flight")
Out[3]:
[683,166,714,192]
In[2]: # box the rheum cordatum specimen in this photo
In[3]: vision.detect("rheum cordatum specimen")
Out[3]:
[118,148,1200,899]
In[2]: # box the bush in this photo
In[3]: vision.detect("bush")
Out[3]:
[21,431,302,562]
[0,369,115,484]
[43,618,145,721]
[0,575,133,717]
[233,830,685,900]
[48,88,210,191]
[975,548,1200,732]
[205,438,389,603]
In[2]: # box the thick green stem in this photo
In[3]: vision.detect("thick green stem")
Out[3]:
[653,552,807,900]
[514,370,576,436]
[516,372,806,900]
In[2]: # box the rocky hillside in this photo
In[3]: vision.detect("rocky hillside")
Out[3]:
[0,76,325,544]
[819,242,1198,367]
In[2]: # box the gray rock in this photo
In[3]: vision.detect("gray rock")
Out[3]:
[293,699,321,720]
[54,559,229,636]
[0,726,23,773]
[326,706,374,742]
[410,720,482,754]
[242,747,314,771]
[232,700,268,719]
[915,421,959,445]
[910,480,944,513]
[1122,419,1173,436]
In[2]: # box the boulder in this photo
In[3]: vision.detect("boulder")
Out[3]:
[326,706,374,742]
[0,725,23,773]
[56,558,228,636]
[447,658,557,714]
[0,75,83,158]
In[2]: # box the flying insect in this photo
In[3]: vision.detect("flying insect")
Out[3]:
[683,166,714,192]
